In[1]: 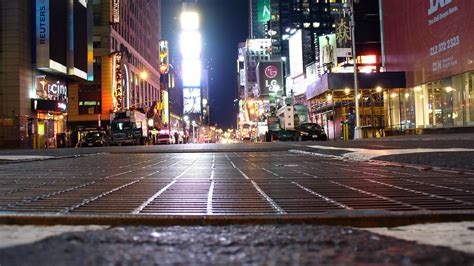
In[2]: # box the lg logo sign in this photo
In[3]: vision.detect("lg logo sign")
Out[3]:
[428,0,453,15]
[264,65,278,79]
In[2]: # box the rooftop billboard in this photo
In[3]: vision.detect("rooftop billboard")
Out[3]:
[289,30,304,78]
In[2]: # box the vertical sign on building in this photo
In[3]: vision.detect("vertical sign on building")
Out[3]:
[319,34,337,73]
[111,52,123,111]
[110,0,120,24]
[159,40,170,75]
[161,91,169,125]
[36,0,50,68]
[257,0,271,23]
[289,30,304,78]
[257,61,283,103]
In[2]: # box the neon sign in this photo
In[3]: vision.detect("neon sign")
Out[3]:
[111,0,120,24]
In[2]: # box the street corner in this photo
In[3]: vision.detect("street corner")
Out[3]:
[0,225,109,249]
[0,155,54,163]
[365,221,474,255]
[1,225,474,265]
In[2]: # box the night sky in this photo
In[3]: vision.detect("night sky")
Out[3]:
[161,0,249,129]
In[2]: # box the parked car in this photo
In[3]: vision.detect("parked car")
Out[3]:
[156,134,173,145]
[278,130,296,141]
[242,137,252,143]
[79,131,108,147]
[295,123,328,141]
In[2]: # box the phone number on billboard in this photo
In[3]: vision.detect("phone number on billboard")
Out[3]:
[429,36,460,56]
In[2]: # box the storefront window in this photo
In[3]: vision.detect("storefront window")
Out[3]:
[427,81,443,127]
[400,89,415,130]
[79,85,101,115]
[411,71,474,129]
[414,85,428,128]
[452,75,464,126]
[384,90,401,130]
[465,72,474,126]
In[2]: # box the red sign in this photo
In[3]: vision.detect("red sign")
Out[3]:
[383,0,474,87]
[264,65,278,79]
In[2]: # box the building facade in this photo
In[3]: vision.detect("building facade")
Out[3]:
[68,0,161,143]
[0,0,93,148]
[382,0,474,134]
[268,0,339,66]
[249,0,269,39]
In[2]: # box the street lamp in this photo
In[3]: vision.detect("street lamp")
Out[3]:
[344,0,362,139]
[140,71,148,80]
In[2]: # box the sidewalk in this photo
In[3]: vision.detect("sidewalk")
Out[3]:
[356,132,474,142]
[1,224,473,265]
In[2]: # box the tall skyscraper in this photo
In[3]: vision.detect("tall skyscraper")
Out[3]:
[0,0,93,148]
[68,0,162,142]
[249,0,270,39]
[268,0,338,70]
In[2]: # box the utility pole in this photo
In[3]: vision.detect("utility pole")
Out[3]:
[346,0,362,139]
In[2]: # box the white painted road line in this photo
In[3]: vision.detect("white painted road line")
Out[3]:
[303,145,474,161]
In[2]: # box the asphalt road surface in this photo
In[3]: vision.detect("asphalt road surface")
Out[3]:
[1,139,474,264]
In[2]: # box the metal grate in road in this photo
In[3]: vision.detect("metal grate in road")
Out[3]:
[0,152,474,216]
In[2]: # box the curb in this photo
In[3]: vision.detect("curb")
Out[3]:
[290,149,474,176]
[367,160,474,176]
[0,153,107,164]
[1,210,474,228]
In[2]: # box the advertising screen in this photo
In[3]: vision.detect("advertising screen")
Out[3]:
[257,0,270,23]
[257,61,283,101]
[383,0,474,87]
[182,59,202,87]
[161,90,169,124]
[50,0,67,69]
[289,30,304,78]
[74,0,88,76]
[159,40,170,74]
[183,88,201,114]
[318,34,337,72]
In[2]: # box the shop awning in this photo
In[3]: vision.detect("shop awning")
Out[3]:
[306,72,406,100]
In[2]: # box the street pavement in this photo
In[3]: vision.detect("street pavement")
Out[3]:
[1,135,474,264]
[1,225,474,265]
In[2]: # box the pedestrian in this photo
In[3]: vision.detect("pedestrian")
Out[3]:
[348,107,355,139]
[174,132,179,144]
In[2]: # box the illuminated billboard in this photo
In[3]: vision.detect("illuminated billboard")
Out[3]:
[110,0,120,24]
[318,34,337,73]
[183,88,201,114]
[257,0,270,23]
[36,0,67,74]
[257,60,283,102]
[383,0,474,87]
[289,30,304,78]
[159,40,170,74]
[36,0,93,80]
[180,31,202,59]
[72,0,91,80]
[161,90,169,125]
[182,59,202,87]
